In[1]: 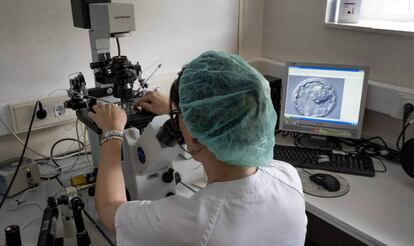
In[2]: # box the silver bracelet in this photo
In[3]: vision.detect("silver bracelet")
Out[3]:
[101,130,124,145]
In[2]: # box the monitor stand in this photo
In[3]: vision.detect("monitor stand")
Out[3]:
[296,134,338,150]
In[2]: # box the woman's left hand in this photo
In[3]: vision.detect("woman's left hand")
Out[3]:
[88,103,127,131]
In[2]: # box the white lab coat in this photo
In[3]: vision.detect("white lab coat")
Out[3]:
[115,160,307,246]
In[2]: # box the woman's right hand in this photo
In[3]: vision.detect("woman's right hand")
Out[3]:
[135,90,170,115]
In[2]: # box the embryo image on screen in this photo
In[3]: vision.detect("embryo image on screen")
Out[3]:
[286,76,344,119]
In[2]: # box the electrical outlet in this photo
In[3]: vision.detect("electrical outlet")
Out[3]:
[391,93,414,120]
[8,96,76,133]
[338,0,361,23]
[54,104,66,117]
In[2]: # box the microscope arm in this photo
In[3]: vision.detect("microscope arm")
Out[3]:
[71,197,91,246]
[37,206,59,246]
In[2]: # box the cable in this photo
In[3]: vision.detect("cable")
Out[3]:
[354,136,389,156]
[7,186,45,212]
[73,119,93,176]
[75,118,82,160]
[71,91,113,104]
[142,59,164,72]
[32,122,91,166]
[39,154,93,181]
[179,143,191,154]
[40,162,91,180]
[180,182,197,193]
[83,125,93,170]
[82,210,116,246]
[0,101,39,210]
[0,117,48,158]
[18,186,38,202]
[78,122,93,166]
[294,134,339,150]
[402,120,406,147]
[50,138,84,168]
[36,150,89,164]
[47,88,67,98]
[116,38,121,56]
[397,120,413,151]
[0,114,81,160]
[363,136,389,150]
[21,217,42,231]
[47,138,85,180]
[337,135,399,160]
[301,168,313,176]
[143,63,162,84]
[372,157,387,173]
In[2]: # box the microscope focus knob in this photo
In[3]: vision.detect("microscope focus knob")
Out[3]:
[88,187,95,197]
[162,168,175,183]
[5,225,21,246]
[174,172,181,185]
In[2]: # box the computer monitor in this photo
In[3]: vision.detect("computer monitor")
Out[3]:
[279,62,369,142]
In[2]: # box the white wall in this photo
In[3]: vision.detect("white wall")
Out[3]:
[239,0,264,59]
[0,0,239,110]
[261,0,414,89]
[0,0,239,161]
[250,0,414,146]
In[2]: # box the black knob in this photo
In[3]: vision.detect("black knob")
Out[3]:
[5,225,21,246]
[90,61,108,69]
[162,168,175,183]
[88,186,95,197]
[77,231,91,246]
[174,172,181,185]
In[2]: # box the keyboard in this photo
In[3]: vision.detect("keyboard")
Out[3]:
[274,145,375,177]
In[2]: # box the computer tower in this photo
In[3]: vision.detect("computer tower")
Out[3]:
[264,75,282,129]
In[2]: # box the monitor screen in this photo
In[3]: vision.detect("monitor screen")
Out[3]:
[279,62,369,139]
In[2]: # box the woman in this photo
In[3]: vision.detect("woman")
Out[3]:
[88,51,307,245]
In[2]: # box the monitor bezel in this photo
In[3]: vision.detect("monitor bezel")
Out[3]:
[279,62,369,139]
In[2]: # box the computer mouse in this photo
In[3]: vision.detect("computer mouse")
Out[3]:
[309,173,340,192]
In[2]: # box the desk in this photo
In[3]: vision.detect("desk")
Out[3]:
[0,157,112,246]
[174,151,414,246]
[304,160,414,246]
[2,151,413,246]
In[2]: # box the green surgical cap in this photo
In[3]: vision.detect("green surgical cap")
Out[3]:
[178,51,277,167]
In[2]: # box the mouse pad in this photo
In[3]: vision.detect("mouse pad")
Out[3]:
[298,169,350,198]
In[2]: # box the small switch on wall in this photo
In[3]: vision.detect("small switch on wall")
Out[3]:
[338,0,361,23]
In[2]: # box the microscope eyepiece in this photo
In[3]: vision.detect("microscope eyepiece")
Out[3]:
[156,119,184,147]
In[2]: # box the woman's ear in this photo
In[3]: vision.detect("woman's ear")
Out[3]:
[178,116,205,154]
[192,138,202,147]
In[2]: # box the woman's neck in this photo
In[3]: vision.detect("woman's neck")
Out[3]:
[202,158,257,184]
[207,166,257,184]
[193,146,258,184]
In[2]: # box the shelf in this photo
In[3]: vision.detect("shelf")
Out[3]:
[325,20,414,37]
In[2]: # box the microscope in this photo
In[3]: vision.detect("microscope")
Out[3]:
[37,187,91,246]
[64,0,182,203]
